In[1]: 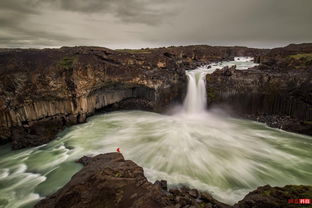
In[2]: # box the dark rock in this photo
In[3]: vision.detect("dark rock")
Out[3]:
[77,156,93,166]
[234,185,312,208]
[11,118,65,149]
[188,189,198,199]
[206,44,312,135]
[35,153,230,208]
[154,180,168,191]
[245,114,312,135]
[214,65,236,76]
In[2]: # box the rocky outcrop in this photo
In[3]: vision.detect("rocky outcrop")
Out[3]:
[255,43,312,66]
[36,153,312,208]
[206,43,312,135]
[234,185,312,208]
[0,47,184,148]
[35,153,230,208]
[0,45,266,149]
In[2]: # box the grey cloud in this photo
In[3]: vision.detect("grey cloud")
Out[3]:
[0,0,39,14]
[2,0,177,25]
[142,0,312,47]
[0,0,311,48]
[54,0,178,25]
[0,0,179,48]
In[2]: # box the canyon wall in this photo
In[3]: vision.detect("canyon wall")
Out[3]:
[0,45,265,148]
[206,43,312,135]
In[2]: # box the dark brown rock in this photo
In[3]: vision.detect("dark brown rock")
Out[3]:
[234,185,312,208]
[35,153,229,208]
[206,43,312,135]
[154,180,168,191]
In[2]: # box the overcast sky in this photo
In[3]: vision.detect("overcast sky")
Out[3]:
[0,0,311,49]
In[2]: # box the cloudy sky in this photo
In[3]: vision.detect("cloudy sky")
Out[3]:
[1,0,311,49]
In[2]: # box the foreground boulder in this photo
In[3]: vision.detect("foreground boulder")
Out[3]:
[35,153,230,208]
[36,153,312,208]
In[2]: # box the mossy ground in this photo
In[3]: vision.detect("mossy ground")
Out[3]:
[115,49,151,54]
[303,121,312,125]
[262,185,312,199]
[289,53,312,61]
[57,57,77,69]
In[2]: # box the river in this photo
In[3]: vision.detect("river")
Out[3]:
[0,57,311,207]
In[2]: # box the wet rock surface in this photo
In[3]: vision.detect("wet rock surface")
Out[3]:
[245,114,312,136]
[36,153,312,208]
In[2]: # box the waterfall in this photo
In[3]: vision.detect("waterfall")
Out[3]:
[183,70,208,114]
[182,57,258,114]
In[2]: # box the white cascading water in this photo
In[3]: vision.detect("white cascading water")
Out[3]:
[0,57,311,208]
[183,70,208,114]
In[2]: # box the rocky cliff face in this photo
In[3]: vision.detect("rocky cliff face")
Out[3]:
[0,45,265,149]
[206,43,312,135]
[35,153,312,208]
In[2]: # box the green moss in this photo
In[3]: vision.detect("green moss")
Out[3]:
[263,80,280,94]
[115,49,151,54]
[199,202,206,208]
[114,172,122,177]
[262,185,312,199]
[206,74,212,81]
[206,88,216,103]
[206,75,217,100]
[303,121,312,125]
[289,53,312,61]
[262,190,272,197]
[57,57,76,69]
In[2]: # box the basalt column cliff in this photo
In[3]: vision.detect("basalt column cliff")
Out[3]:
[0,45,264,149]
[206,43,312,135]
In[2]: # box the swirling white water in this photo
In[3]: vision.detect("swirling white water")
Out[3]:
[0,57,311,207]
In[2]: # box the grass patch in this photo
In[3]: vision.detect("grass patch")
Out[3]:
[303,121,312,125]
[289,53,312,61]
[57,57,76,69]
[114,172,122,177]
[115,49,151,54]
[261,185,312,199]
